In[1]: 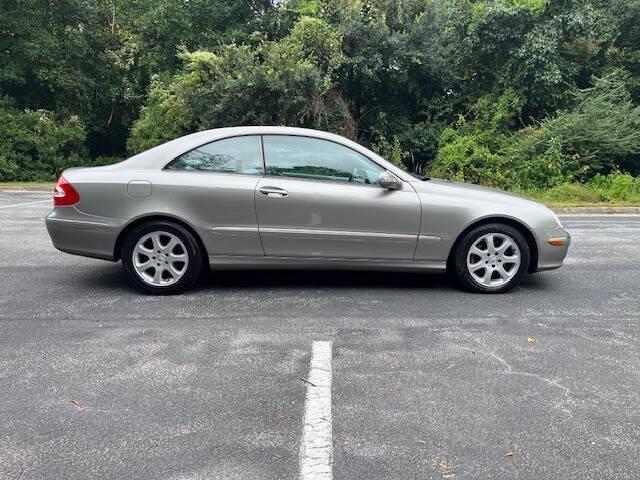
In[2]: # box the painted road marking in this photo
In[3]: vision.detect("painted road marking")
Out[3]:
[0,199,50,209]
[299,341,333,480]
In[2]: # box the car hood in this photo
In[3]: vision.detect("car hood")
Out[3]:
[410,178,545,209]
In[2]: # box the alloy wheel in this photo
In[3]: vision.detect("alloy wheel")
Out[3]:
[132,231,189,287]
[466,233,521,288]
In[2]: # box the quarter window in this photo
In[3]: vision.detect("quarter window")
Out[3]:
[262,135,384,184]
[166,136,263,175]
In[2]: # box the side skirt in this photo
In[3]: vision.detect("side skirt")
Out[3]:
[209,255,447,272]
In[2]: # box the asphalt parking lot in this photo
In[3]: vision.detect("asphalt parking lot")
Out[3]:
[1,190,639,480]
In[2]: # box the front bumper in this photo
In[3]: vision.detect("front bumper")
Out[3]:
[45,207,122,261]
[533,226,571,272]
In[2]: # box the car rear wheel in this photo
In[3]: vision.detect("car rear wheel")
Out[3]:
[122,221,202,295]
[452,223,530,294]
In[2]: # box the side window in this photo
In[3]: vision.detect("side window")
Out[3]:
[262,135,384,184]
[166,136,263,175]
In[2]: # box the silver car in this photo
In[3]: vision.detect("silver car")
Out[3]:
[45,126,570,294]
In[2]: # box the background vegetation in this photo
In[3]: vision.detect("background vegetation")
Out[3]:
[1,0,640,202]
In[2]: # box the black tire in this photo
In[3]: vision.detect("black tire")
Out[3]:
[121,220,203,295]
[451,223,530,294]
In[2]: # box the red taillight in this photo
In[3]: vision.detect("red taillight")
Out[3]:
[53,176,80,207]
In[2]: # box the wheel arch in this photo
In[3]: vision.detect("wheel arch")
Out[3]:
[114,214,209,262]
[447,216,539,273]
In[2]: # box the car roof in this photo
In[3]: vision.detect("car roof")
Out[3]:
[114,126,415,181]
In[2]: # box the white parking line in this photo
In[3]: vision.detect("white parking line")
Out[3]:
[0,199,50,209]
[299,341,333,480]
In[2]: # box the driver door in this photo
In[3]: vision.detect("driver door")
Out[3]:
[254,135,421,260]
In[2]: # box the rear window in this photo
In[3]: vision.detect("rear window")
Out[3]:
[166,136,263,175]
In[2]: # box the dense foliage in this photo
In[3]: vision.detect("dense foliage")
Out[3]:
[2,0,640,195]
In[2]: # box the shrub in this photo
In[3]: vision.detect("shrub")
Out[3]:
[587,172,640,202]
[509,71,640,187]
[430,129,513,188]
[433,72,640,191]
[507,130,580,189]
[90,156,123,167]
[539,71,640,178]
[430,91,521,188]
[524,173,640,204]
[0,102,87,181]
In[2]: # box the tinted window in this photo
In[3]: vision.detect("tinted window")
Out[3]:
[166,136,263,175]
[263,135,384,184]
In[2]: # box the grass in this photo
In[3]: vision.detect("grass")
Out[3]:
[534,199,640,208]
[0,182,55,191]
[519,190,640,207]
[520,181,640,208]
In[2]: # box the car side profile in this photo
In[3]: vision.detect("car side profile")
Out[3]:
[45,126,570,294]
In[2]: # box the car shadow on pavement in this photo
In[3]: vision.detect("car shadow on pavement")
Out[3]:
[203,269,557,293]
[68,263,133,291]
[66,261,556,295]
[204,269,453,291]
[517,271,558,291]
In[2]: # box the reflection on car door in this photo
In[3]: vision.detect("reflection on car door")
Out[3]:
[163,135,265,256]
[254,135,421,260]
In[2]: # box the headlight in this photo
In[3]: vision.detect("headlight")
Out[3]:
[549,209,563,228]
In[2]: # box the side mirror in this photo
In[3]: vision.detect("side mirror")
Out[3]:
[378,171,401,190]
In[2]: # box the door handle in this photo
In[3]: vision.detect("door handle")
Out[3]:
[259,186,289,198]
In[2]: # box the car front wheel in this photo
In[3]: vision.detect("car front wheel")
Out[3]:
[121,221,202,294]
[452,223,530,294]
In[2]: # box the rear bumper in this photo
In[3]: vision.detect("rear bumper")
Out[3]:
[533,226,571,272]
[45,208,122,261]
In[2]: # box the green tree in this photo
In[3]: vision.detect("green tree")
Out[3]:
[2,0,640,192]
[128,17,351,153]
